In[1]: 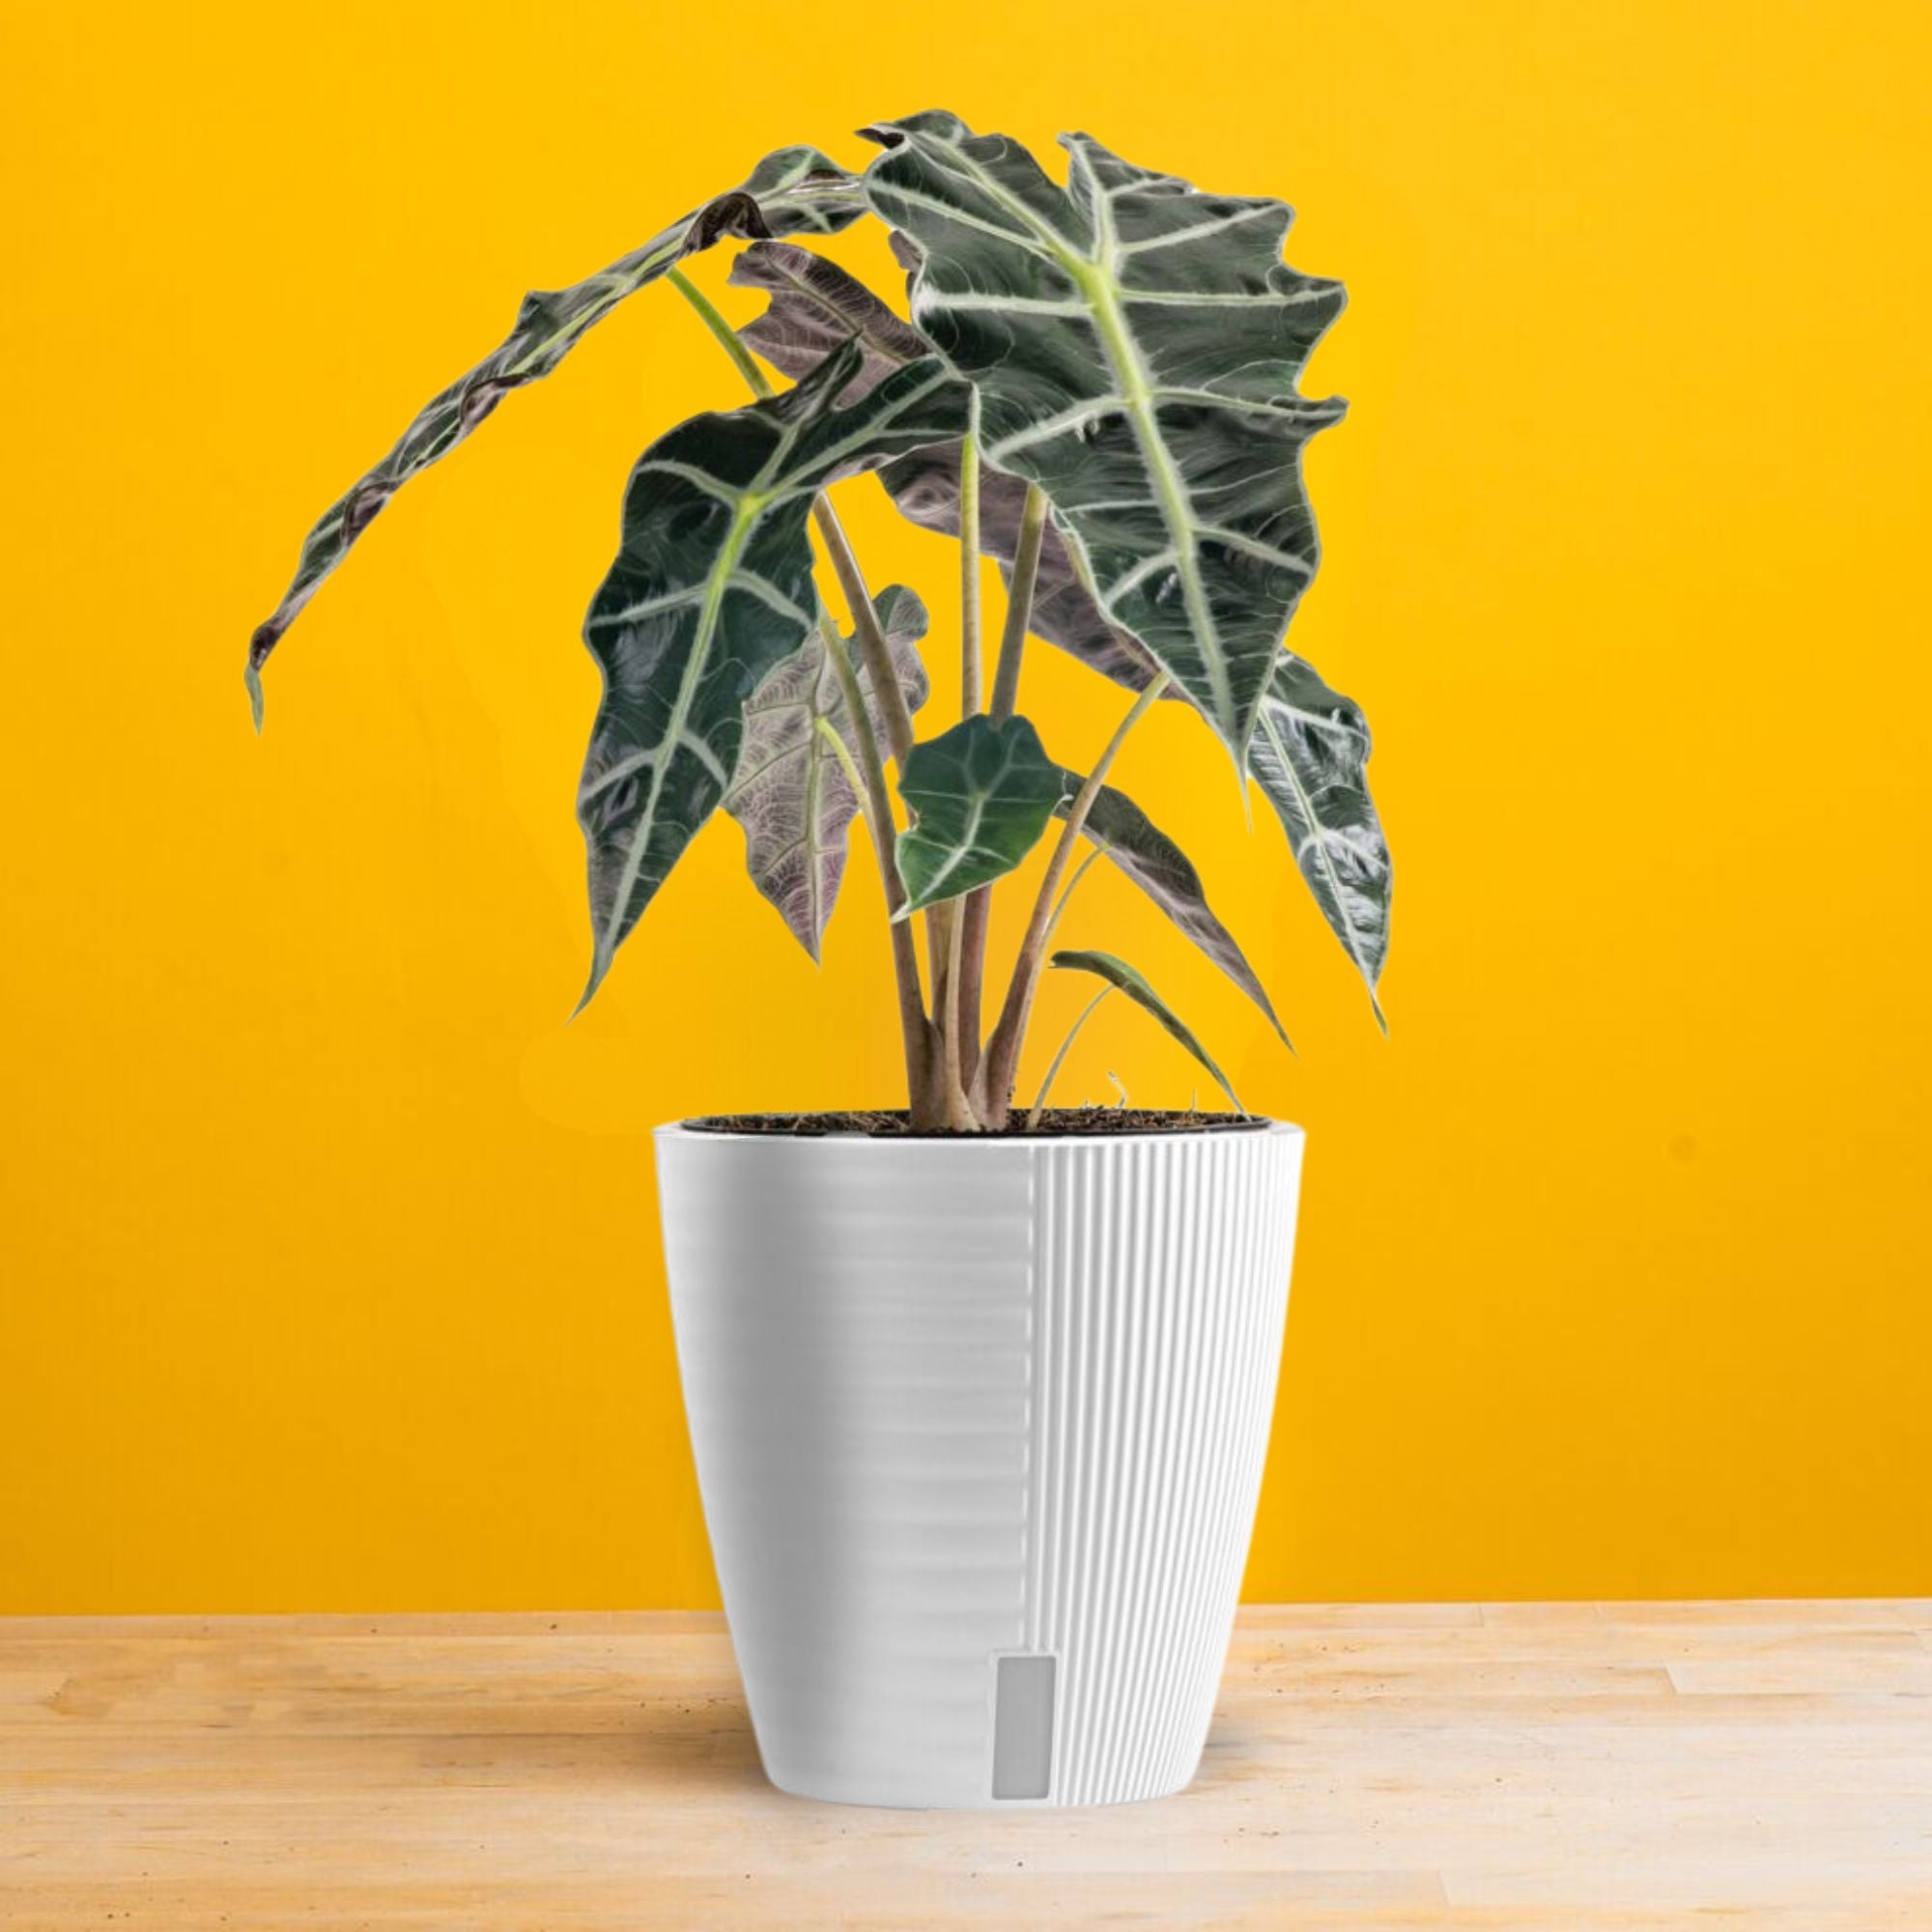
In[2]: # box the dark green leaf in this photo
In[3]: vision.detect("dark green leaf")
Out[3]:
[728,235,1390,1011]
[723,585,929,959]
[729,239,1159,691]
[1250,654,1391,1023]
[1048,949,1243,1112]
[1065,781,1289,1045]
[895,715,1065,914]
[578,344,969,1003]
[247,148,864,698]
[862,113,1347,761]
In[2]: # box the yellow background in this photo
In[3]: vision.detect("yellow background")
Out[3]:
[3,0,1927,1612]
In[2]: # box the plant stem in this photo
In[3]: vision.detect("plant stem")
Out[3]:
[811,500,917,769]
[1044,841,1106,951]
[940,406,986,1098]
[667,267,773,399]
[1025,986,1114,1130]
[974,672,1172,1124]
[990,485,1048,724]
[814,638,942,1124]
[956,484,1052,1090]
[810,711,872,837]
[958,397,982,715]
[941,900,976,1128]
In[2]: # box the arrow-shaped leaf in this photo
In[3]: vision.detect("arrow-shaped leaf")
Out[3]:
[728,234,1389,1007]
[895,714,1065,915]
[729,239,1159,693]
[1048,949,1243,1113]
[579,342,969,1002]
[1251,654,1392,1022]
[1065,781,1289,1045]
[723,585,930,959]
[861,113,1347,762]
[246,147,864,706]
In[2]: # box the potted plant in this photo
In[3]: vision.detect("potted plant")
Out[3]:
[245,112,1391,1808]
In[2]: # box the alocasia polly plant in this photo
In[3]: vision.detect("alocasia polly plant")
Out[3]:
[246,113,1392,1131]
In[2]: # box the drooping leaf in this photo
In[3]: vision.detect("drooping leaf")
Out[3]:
[729,239,1159,691]
[1250,654,1392,1023]
[578,343,969,1003]
[894,715,1065,915]
[1048,949,1243,1113]
[861,113,1348,761]
[723,585,930,959]
[1062,781,1289,1045]
[247,147,864,696]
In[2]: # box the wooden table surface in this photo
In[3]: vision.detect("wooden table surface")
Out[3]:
[2,1602,1927,1928]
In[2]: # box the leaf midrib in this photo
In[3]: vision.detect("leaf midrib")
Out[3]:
[901,134,1237,749]
[595,489,765,972]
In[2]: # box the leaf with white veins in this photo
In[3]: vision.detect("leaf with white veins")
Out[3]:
[578,343,969,1003]
[895,715,1065,915]
[723,585,929,959]
[247,148,864,704]
[730,232,1388,1007]
[1250,654,1392,1022]
[1048,949,1243,1112]
[729,239,1159,691]
[861,112,1347,762]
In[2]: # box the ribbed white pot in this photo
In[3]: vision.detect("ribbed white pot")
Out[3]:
[655,1119,1304,1809]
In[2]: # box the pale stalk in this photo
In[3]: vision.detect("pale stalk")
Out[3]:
[1043,841,1106,951]
[814,632,942,1122]
[957,481,1051,1088]
[667,267,772,398]
[1025,986,1114,1130]
[958,395,982,714]
[811,499,917,767]
[989,484,1048,725]
[975,673,1173,1123]
[941,901,976,1128]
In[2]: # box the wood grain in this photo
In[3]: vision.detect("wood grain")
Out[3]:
[2,1603,1928,1928]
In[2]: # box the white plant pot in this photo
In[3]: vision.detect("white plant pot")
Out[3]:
[655,1119,1304,1809]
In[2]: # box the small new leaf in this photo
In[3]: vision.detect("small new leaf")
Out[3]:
[895,715,1065,915]
[1049,949,1243,1113]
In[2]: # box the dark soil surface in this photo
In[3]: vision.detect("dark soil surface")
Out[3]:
[681,1108,1273,1139]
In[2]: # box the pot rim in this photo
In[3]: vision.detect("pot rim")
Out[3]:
[657,1116,1304,1148]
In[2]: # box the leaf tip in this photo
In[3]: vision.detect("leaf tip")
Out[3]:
[571,950,612,1021]
[243,663,265,734]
